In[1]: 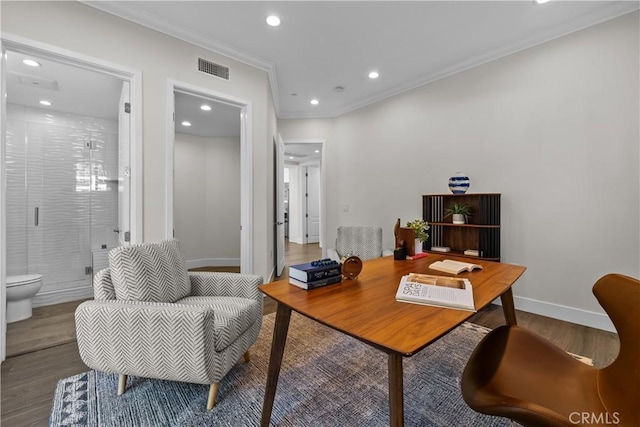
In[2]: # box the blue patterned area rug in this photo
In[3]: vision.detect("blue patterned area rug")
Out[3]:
[50,313,510,427]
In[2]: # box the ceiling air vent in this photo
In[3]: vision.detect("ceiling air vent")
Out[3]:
[198,58,229,80]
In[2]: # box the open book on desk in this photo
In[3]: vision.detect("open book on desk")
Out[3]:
[429,259,483,275]
[395,273,476,312]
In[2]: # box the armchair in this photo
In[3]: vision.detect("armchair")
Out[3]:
[327,226,393,262]
[75,239,263,410]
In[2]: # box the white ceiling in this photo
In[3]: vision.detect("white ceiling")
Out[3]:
[5,50,241,137]
[284,142,323,164]
[7,1,637,138]
[175,91,241,137]
[6,50,122,120]
[86,0,639,119]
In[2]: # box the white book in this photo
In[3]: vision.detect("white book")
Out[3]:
[429,259,483,275]
[395,273,476,312]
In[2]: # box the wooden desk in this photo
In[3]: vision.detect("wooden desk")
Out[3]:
[259,254,526,427]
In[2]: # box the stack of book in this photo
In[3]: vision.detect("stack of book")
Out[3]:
[289,258,342,290]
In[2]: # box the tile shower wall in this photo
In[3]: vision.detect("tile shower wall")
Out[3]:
[6,105,118,304]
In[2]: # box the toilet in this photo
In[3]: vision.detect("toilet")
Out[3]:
[6,274,43,323]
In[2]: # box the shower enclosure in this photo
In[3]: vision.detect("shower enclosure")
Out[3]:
[5,104,119,305]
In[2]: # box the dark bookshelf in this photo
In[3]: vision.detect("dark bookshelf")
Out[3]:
[422,193,501,261]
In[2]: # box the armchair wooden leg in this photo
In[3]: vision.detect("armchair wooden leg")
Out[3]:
[207,383,220,410]
[118,374,127,395]
[243,351,251,363]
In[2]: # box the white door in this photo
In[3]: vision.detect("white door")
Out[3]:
[117,82,131,246]
[275,135,286,276]
[305,166,320,244]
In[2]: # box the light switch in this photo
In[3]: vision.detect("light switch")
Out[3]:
[342,204,349,212]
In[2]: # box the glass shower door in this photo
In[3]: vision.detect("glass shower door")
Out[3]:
[27,121,91,293]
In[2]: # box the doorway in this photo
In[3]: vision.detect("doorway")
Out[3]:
[165,81,253,273]
[0,35,142,361]
[172,91,241,269]
[280,140,326,263]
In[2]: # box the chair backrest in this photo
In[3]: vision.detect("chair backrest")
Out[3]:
[593,273,640,427]
[108,239,191,303]
[336,226,383,261]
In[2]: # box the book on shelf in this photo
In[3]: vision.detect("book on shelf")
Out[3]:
[407,252,429,260]
[429,259,483,275]
[395,273,476,312]
[289,259,342,282]
[289,274,342,290]
[464,249,479,257]
[431,246,450,253]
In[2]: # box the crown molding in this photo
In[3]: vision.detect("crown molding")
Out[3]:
[312,2,640,119]
[81,1,637,120]
[81,1,281,115]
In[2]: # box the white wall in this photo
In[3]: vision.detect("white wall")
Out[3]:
[204,136,241,260]
[174,133,241,265]
[280,13,640,330]
[2,1,275,280]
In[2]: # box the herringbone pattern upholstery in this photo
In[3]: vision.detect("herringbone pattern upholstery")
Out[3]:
[93,268,116,301]
[335,226,384,261]
[109,239,191,303]
[177,296,261,352]
[75,239,263,402]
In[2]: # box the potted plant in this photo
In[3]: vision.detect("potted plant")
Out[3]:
[406,219,429,253]
[444,203,472,224]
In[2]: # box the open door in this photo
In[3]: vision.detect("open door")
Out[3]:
[275,135,286,276]
[117,82,131,246]
[305,166,320,244]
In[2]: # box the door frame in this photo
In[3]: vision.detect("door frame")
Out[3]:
[0,33,143,361]
[302,164,321,244]
[283,139,326,254]
[165,80,253,274]
[275,135,285,277]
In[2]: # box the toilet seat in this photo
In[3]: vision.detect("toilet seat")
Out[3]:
[7,274,43,288]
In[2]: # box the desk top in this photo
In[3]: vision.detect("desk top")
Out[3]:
[260,254,526,356]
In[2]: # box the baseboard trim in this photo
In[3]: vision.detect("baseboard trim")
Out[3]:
[33,286,94,307]
[493,295,615,332]
[186,258,241,269]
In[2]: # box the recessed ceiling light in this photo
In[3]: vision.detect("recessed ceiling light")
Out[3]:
[39,100,52,106]
[181,121,192,127]
[289,156,294,160]
[310,99,319,105]
[23,59,41,67]
[534,0,551,4]
[200,104,212,111]
[368,71,380,79]
[314,150,320,153]
[266,15,281,27]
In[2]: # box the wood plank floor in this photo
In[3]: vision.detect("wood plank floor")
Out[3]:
[1,241,619,426]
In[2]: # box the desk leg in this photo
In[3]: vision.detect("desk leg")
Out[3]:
[388,352,404,427]
[260,303,292,427]
[500,287,518,326]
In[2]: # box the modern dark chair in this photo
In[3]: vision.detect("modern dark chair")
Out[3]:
[461,273,639,427]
